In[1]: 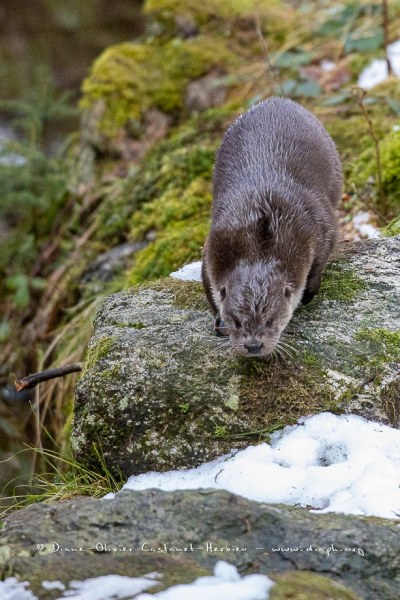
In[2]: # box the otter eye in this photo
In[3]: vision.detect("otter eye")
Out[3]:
[233,319,242,329]
[266,319,274,327]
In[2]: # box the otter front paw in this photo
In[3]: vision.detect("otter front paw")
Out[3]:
[301,288,317,305]
[214,316,229,336]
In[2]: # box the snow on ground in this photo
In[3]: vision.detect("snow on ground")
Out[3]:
[111,413,400,520]
[358,39,400,89]
[170,261,202,282]
[0,562,273,600]
[136,561,274,600]
[53,574,159,599]
[352,211,380,239]
[0,577,38,600]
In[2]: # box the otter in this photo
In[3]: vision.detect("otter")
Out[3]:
[201,97,343,357]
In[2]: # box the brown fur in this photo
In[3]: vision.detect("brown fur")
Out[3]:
[202,97,343,356]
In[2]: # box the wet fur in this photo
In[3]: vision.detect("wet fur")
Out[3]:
[202,97,343,356]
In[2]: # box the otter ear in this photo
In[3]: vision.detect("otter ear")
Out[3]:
[284,286,293,299]
[220,286,226,300]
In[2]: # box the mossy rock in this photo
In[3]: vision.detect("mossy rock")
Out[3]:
[92,107,236,284]
[270,571,362,599]
[1,490,398,599]
[144,0,284,40]
[80,37,236,143]
[73,237,400,479]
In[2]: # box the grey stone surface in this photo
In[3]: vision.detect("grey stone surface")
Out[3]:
[0,489,398,599]
[72,237,400,477]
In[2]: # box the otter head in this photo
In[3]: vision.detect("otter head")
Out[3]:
[219,261,297,357]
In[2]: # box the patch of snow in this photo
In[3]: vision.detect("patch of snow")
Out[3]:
[136,561,274,600]
[102,491,115,499]
[320,59,335,72]
[170,261,202,282]
[0,578,38,600]
[358,39,400,89]
[117,413,400,519]
[57,574,158,599]
[30,564,272,600]
[352,211,380,239]
[42,580,66,591]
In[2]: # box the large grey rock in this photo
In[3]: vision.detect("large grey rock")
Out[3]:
[0,490,398,599]
[72,237,400,477]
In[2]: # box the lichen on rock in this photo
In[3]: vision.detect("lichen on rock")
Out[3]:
[73,237,400,478]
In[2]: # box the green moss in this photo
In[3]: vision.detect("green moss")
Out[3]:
[215,424,228,436]
[132,278,208,311]
[237,348,338,434]
[323,110,396,204]
[324,114,386,162]
[270,570,362,599]
[350,129,400,214]
[99,364,122,380]
[381,214,400,237]
[143,0,289,49]
[336,382,362,407]
[80,37,235,138]
[81,337,114,376]
[355,328,400,364]
[145,0,273,20]
[93,108,235,288]
[94,105,234,251]
[127,220,209,284]
[317,260,368,302]
[123,139,215,284]
[131,175,213,239]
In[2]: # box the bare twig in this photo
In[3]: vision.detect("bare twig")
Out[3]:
[349,183,387,225]
[382,0,392,76]
[352,86,386,212]
[14,363,83,392]
[254,12,284,95]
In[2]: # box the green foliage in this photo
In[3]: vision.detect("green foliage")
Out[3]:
[1,91,77,148]
[381,215,400,237]
[0,80,78,318]
[281,78,321,98]
[315,2,383,55]
[0,142,69,312]
[350,129,400,214]
[1,443,123,518]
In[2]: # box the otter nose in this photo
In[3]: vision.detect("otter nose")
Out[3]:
[245,342,263,354]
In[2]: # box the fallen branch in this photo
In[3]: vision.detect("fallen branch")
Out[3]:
[14,363,83,392]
